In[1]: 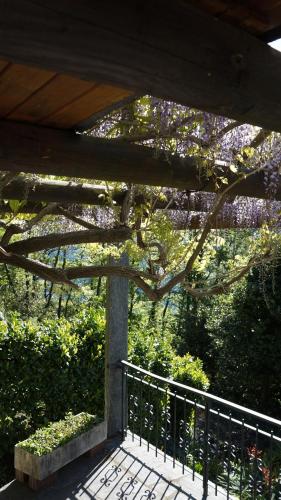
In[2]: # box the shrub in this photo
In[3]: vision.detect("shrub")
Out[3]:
[0,307,105,461]
[127,324,209,452]
[171,354,209,391]
[170,354,209,440]
[128,322,209,391]
[17,412,98,456]
[128,325,174,377]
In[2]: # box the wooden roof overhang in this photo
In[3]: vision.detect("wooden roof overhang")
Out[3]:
[1,0,281,196]
[0,60,133,131]
[186,0,281,41]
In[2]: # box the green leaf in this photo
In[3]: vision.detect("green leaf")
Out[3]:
[219,177,229,185]
[8,199,27,214]
[229,164,238,174]
[8,200,21,214]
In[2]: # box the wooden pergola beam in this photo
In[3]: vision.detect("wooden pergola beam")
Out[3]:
[0,176,214,212]
[0,120,200,187]
[1,2,281,130]
[0,203,273,230]
[1,177,126,207]
[0,120,280,201]
[172,213,274,230]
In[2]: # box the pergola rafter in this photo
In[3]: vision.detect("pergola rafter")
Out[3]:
[0,175,270,212]
[0,120,280,201]
[0,172,278,232]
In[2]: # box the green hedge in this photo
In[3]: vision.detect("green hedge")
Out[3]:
[0,308,105,461]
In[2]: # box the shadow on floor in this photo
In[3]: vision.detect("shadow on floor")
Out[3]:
[0,437,200,499]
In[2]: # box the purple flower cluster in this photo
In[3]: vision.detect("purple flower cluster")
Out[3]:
[263,146,281,198]
[167,195,281,230]
[89,96,281,232]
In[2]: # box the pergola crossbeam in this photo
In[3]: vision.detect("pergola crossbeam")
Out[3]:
[0,120,279,201]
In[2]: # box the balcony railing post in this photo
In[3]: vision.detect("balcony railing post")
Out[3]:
[203,398,211,499]
[121,364,128,440]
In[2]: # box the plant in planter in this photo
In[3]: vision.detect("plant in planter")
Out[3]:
[14,412,107,490]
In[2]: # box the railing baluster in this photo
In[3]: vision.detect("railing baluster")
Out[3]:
[203,398,211,499]
[215,408,221,496]
[277,466,281,500]
[121,364,127,440]
[131,371,136,441]
[192,400,197,481]
[183,395,187,475]
[147,377,151,452]
[164,386,168,463]
[239,418,245,500]
[173,390,177,468]
[155,381,159,457]
[268,431,273,499]
[226,412,232,500]
[253,424,259,500]
[139,372,143,446]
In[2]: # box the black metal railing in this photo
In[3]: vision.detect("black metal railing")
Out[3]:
[121,360,281,499]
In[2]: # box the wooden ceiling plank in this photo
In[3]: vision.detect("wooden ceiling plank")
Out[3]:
[75,92,139,131]
[241,17,270,34]
[8,74,96,124]
[1,1,281,130]
[186,0,227,16]
[0,63,55,118]
[41,84,133,128]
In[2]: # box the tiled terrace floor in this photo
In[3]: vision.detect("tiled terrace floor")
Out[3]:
[0,434,233,499]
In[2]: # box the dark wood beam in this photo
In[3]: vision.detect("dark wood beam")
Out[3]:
[1,1,281,130]
[0,176,213,212]
[0,120,280,201]
[0,201,274,230]
[0,120,200,188]
[172,213,273,230]
[1,177,126,207]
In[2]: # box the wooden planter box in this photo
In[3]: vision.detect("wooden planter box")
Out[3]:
[14,419,107,490]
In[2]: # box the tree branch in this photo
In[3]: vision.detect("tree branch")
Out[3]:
[184,191,227,274]
[0,247,76,288]
[214,121,243,141]
[6,227,132,254]
[250,129,271,149]
[185,254,279,298]
[112,113,205,144]
[1,203,58,246]
[57,206,99,230]
[0,245,279,303]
